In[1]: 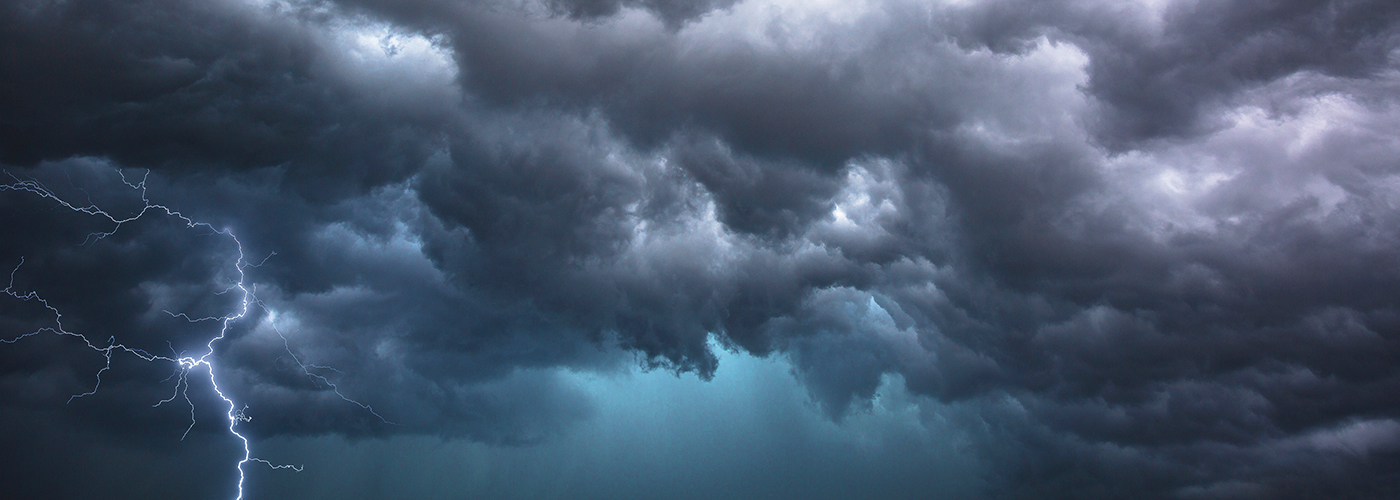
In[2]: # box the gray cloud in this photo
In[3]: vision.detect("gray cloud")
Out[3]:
[4,0,1400,498]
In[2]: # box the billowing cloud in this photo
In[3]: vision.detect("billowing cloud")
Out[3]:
[3,0,1400,498]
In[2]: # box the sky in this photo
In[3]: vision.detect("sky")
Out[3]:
[2,0,1400,498]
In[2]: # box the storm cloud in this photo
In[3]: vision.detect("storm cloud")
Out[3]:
[3,0,1400,498]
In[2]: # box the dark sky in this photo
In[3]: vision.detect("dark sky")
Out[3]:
[3,0,1400,498]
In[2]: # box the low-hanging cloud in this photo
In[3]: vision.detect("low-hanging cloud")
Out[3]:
[3,0,1400,498]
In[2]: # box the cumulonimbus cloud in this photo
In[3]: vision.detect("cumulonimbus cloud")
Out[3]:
[3,0,1400,498]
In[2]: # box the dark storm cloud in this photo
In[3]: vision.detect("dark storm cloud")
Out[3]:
[4,0,1400,498]
[0,162,606,448]
[342,0,958,168]
[0,0,452,199]
[544,0,740,28]
[933,0,1400,144]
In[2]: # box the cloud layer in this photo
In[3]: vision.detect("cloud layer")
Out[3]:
[3,0,1400,498]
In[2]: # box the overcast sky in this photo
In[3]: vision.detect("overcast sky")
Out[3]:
[3,0,1400,498]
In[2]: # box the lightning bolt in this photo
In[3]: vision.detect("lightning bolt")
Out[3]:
[1,167,387,499]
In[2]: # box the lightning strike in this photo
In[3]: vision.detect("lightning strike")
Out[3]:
[1,168,385,499]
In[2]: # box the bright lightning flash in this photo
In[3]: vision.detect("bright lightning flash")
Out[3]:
[1,168,386,499]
